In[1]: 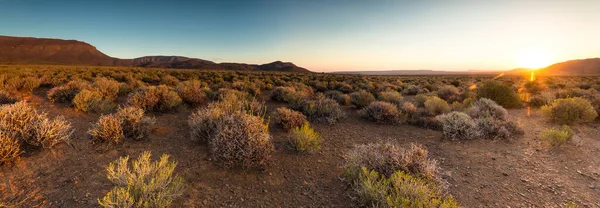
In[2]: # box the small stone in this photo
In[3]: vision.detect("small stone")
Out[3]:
[502,172,509,176]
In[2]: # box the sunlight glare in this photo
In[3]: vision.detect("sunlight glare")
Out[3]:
[517,50,552,69]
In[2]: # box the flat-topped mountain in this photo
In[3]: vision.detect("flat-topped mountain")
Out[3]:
[0,36,310,72]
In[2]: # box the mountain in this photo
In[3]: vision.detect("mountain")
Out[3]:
[507,58,600,76]
[0,36,310,72]
[331,69,503,75]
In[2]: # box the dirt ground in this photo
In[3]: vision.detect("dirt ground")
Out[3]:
[1,88,599,207]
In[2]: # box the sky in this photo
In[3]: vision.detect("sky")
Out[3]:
[1,0,599,72]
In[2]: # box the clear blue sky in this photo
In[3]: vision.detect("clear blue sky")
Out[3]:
[1,0,599,72]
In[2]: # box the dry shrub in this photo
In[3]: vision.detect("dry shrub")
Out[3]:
[176,80,207,106]
[115,107,155,141]
[402,85,420,96]
[467,98,507,121]
[273,107,307,130]
[47,80,91,103]
[541,97,598,125]
[436,112,478,140]
[188,103,228,143]
[359,101,402,124]
[294,96,346,125]
[0,102,72,148]
[540,125,574,147]
[290,122,321,152]
[0,90,18,105]
[271,86,311,105]
[159,75,180,86]
[474,117,524,140]
[424,96,450,116]
[93,77,121,100]
[0,132,20,165]
[436,85,460,101]
[350,90,376,108]
[529,92,554,108]
[325,90,350,105]
[73,89,115,113]
[209,112,274,169]
[98,152,184,208]
[477,81,522,108]
[89,114,124,145]
[414,94,429,107]
[127,85,182,112]
[377,90,403,104]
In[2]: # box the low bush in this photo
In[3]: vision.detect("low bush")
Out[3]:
[0,132,20,165]
[436,112,478,140]
[73,90,115,113]
[176,80,207,106]
[377,90,403,104]
[273,107,307,130]
[474,117,523,140]
[127,85,182,112]
[115,107,155,141]
[402,85,420,95]
[324,90,350,105]
[540,125,574,147]
[424,96,450,116]
[350,90,376,108]
[0,91,18,105]
[413,94,429,107]
[47,80,91,104]
[477,81,522,108]
[436,85,460,101]
[0,102,72,148]
[93,77,121,100]
[98,152,184,208]
[359,101,402,124]
[467,98,507,121]
[290,122,321,152]
[541,97,598,125]
[294,97,346,124]
[88,114,124,145]
[529,93,554,108]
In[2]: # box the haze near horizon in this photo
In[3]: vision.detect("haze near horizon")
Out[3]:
[1,0,599,72]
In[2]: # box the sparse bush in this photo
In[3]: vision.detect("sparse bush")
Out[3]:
[475,117,523,140]
[377,90,403,104]
[0,132,20,165]
[414,94,429,107]
[529,93,554,108]
[295,97,346,124]
[159,75,180,86]
[424,96,450,115]
[540,125,574,146]
[93,77,121,100]
[290,122,321,152]
[467,98,507,121]
[477,81,522,108]
[273,107,307,130]
[436,112,478,140]
[0,91,17,105]
[0,102,72,148]
[325,90,350,105]
[402,85,420,95]
[359,101,402,124]
[73,90,115,113]
[33,116,73,148]
[89,114,124,145]
[541,97,598,125]
[115,107,155,141]
[437,85,460,101]
[127,85,182,112]
[98,152,184,208]
[350,90,376,108]
[188,103,228,143]
[176,80,207,106]
[47,80,91,103]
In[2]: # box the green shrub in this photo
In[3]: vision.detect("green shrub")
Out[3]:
[540,125,574,146]
[47,80,91,104]
[436,112,478,140]
[0,132,20,165]
[350,90,375,108]
[89,114,124,145]
[115,107,155,141]
[436,85,460,101]
[359,101,402,124]
[127,85,182,112]
[273,107,307,130]
[98,152,184,208]
[73,90,115,113]
[0,102,72,148]
[477,81,522,108]
[377,90,403,104]
[290,122,321,152]
[541,97,598,124]
[324,90,350,105]
[424,96,450,115]
[414,94,429,107]
[176,80,207,106]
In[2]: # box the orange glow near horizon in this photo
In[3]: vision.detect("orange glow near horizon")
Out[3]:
[517,50,552,69]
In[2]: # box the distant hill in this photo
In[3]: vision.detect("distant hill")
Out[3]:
[508,58,600,76]
[331,69,503,75]
[0,36,310,72]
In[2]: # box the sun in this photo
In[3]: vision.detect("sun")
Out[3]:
[516,50,552,69]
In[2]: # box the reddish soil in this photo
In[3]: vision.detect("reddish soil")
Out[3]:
[2,89,599,207]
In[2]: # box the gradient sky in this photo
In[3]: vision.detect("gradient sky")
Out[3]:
[1,0,599,72]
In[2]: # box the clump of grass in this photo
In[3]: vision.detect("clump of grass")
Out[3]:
[540,125,574,146]
[98,151,184,208]
[273,107,307,130]
[541,97,598,125]
[350,90,376,108]
[290,122,321,152]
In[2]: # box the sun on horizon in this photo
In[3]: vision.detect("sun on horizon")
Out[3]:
[516,50,553,70]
